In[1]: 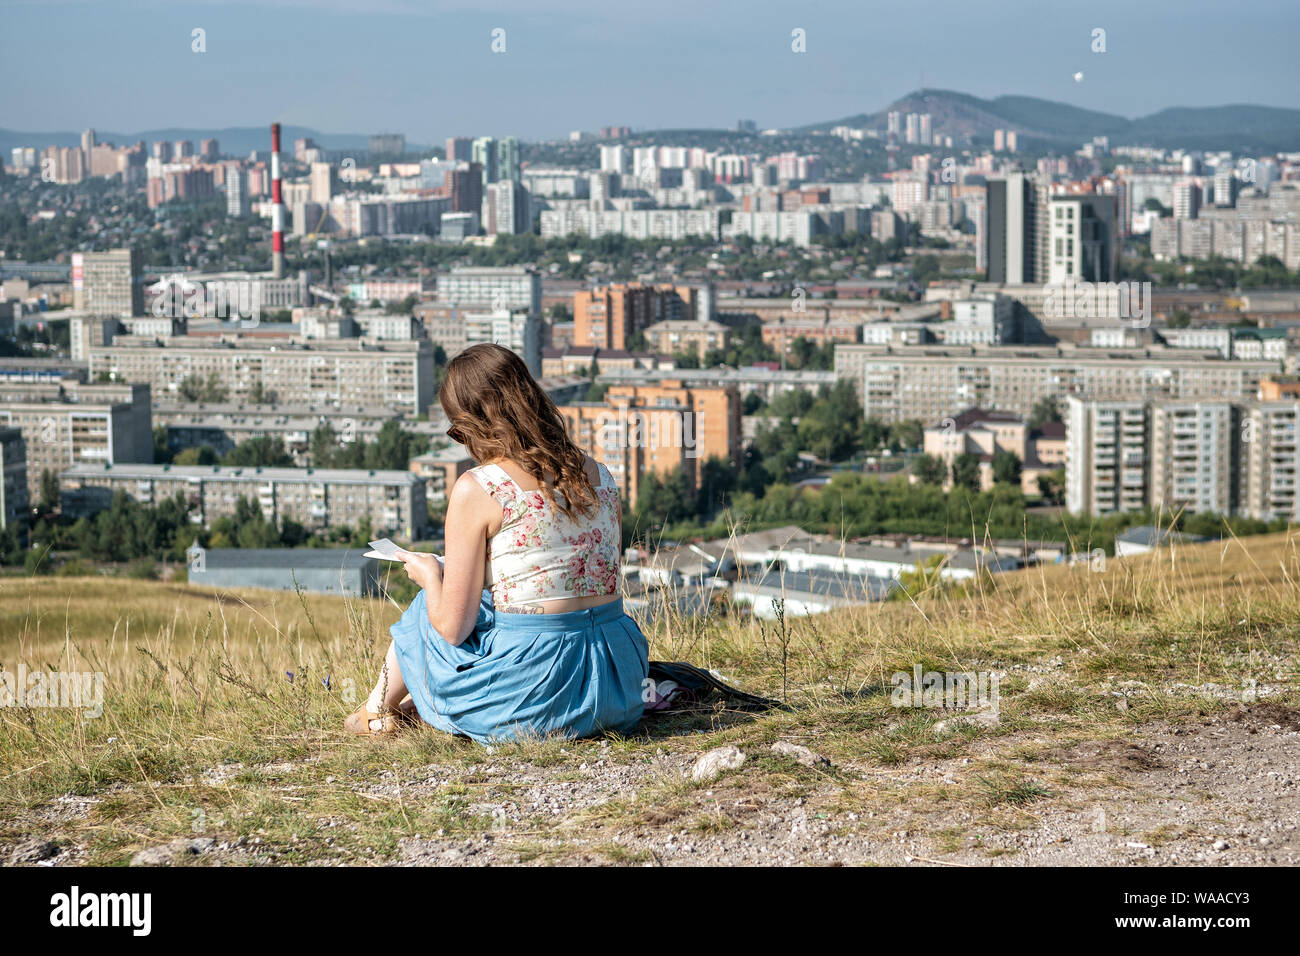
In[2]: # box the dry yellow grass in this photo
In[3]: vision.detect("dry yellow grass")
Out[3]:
[0,529,1297,864]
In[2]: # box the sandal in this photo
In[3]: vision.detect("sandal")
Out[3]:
[344,706,402,736]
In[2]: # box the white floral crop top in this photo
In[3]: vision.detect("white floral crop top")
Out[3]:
[469,461,622,608]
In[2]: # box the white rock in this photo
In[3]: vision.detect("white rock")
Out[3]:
[691,745,745,783]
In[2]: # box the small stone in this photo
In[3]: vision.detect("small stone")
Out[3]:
[934,710,1001,735]
[1212,839,1229,851]
[8,839,59,865]
[771,741,830,768]
[690,745,745,783]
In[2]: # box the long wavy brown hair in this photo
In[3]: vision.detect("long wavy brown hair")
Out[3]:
[439,343,597,519]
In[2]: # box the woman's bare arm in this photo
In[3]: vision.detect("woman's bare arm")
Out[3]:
[422,472,495,645]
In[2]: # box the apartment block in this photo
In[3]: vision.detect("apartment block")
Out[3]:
[0,427,29,529]
[559,379,741,506]
[574,282,701,350]
[0,379,153,502]
[418,304,540,374]
[72,248,143,317]
[60,462,426,539]
[1149,401,1236,515]
[1242,402,1300,521]
[436,266,541,316]
[1066,398,1149,516]
[88,338,435,415]
[154,401,448,465]
[761,315,862,352]
[834,343,1278,424]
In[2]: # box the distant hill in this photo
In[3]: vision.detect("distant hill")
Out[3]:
[804,89,1300,152]
[0,125,431,159]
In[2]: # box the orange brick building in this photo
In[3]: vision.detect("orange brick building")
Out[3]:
[573,282,700,350]
[559,379,741,507]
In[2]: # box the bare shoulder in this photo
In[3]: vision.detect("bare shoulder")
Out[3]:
[449,470,492,508]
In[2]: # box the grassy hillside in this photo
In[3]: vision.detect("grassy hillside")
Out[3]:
[1,531,1297,865]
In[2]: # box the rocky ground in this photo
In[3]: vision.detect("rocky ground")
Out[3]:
[8,702,1297,867]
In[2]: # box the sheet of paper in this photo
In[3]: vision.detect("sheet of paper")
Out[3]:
[364,538,412,561]
[364,539,443,564]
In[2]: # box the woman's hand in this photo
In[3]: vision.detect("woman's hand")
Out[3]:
[400,552,443,592]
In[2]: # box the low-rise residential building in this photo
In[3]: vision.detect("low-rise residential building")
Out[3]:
[921,406,1065,495]
[640,319,730,361]
[410,445,476,504]
[186,546,382,596]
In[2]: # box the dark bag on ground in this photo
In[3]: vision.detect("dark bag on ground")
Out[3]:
[645,660,784,713]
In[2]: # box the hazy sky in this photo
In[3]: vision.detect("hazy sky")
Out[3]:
[3,0,1297,141]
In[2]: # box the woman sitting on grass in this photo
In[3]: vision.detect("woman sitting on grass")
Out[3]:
[345,343,649,743]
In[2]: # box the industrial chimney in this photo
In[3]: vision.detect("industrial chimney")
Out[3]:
[271,122,285,279]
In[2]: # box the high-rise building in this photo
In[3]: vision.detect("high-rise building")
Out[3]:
[448,163,484,215]
[1149,401,1236,515]
[1242,401,1300,520]
[309,161,335,204]
[886,111,901,137]
[599,144,628,176]
[462,308,541,375]
[226,168,249,217]
[0,427,29,531]
[472,137,498,187]
[200,138,219,161]
[1173,180,1201,219]
[71,248,143,316]
[153,141,173,163]
[1066,398,1149,516]
[559,379,741,505]
[482,180,529,235]
[1213,168,1239,208]
[1045,193,1120,284]
[574,283,653,350]
[445,137,472,162]
[985,171,1039,285]
[498,136,520,183]
[918,114,932,146]
[174,139,194,159]
[0,380,153,504]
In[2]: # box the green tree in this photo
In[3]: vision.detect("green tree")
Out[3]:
[950,453,981,492]
[38,469,59,513]
[1027,395,1063,429]
[992,450,1022,487]
[174,446,218,466]
[1036,468,1066,505]
[912,453,947,485]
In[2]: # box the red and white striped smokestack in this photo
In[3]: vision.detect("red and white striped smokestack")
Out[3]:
[270,122,285,279]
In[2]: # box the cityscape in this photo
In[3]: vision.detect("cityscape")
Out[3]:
[1,0,1299,882]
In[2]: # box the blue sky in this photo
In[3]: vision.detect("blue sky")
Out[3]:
[2,0,1297,141]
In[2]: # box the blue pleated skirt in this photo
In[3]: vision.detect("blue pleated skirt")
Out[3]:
[389,589,650,744]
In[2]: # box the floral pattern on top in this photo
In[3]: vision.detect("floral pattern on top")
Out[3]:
[469,462,622,607]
